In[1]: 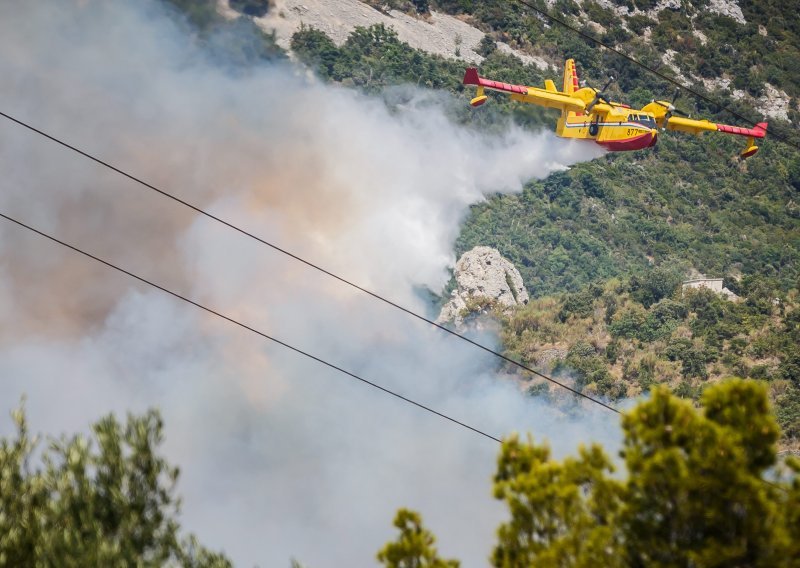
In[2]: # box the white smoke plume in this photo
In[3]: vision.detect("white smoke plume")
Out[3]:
[0,1,616,565]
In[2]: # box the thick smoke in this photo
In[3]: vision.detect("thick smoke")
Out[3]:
[0,1,617,565]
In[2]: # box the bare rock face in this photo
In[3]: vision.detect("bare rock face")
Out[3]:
[707,0,746,25]
[437,246,528,326]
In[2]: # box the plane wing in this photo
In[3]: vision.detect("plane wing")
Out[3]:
[665,116,767,158]
[665,116,767,139]
[463,68,586,113]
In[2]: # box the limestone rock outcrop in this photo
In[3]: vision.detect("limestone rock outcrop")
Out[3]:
[437,246,528,326]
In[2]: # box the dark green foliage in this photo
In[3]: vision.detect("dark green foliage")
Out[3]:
[412,0,430,14]
[775,384,800,440]
[649,298,688,326]
[627,14,656,34]
[291,25,340,77]
[162,0,219,30]
[606,339,621,363]
[609,306,647,339]
[673,378,702,399]
[603,292,618,324]
[631,0,660,9]
[574,170,608,199]
[204,17,286,66]
[609,298,686,342]
[476,34,496,57]
[687,289,744,340]
[557,341,624,398]
[160,1,285,65]
[780,352,800,386]
[665,337,712,379]
[636,356,658,390]
[583,1,618,28]
[0,405,230,567]
[229,0,270,17]
[291,24,464,90]
[630,264,684,309]
[558,283,602,321]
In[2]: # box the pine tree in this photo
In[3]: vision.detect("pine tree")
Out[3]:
[381,379,799,567]
[0,404,230,567]
[377,509,459,567]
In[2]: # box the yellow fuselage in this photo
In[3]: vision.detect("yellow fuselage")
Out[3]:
[556,109,659,151]
[511,86,659,150]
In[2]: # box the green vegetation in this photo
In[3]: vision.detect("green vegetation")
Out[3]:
[416,2,799,441]
[162,0,285,65]
[229,0,271,18]
[286,11,800,440]
[380,381,800,566]
[362,0,431,14]
[377,509,459,567]
[291,23,464,91]
[455,141,800,297]
[498,274,800,443]
[165,1,800,439]
[430,0,800,106]
[161,0,220,30]
[0,404,230,567]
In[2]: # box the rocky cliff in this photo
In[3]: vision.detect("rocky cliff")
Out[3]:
[437,246,528,326]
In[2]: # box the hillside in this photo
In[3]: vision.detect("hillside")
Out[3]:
[425,0,800,447]
[169,0,800,445]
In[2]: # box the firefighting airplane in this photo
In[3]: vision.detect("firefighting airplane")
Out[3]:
[463,59,767,158]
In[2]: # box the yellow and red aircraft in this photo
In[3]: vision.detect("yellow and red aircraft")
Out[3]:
[463,59,767,159]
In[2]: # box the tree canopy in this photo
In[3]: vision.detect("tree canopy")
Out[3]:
[380,380,800,567]
[0,404,230,567]
[377,509,460,568]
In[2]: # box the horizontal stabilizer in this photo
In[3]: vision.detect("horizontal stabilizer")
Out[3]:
[462,68,528,95]
[462,67,586,113]
[716,121,768,138]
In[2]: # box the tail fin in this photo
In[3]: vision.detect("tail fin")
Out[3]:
[463,67,480,86]
[562,59,580,118]
[563,59,578,95]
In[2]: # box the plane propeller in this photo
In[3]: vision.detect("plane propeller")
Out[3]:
[586,76,616,112]
[653,88,692,129]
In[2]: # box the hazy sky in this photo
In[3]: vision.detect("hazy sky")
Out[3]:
[0,1,619,565]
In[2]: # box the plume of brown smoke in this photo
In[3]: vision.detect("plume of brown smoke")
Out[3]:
[0,1,617,566]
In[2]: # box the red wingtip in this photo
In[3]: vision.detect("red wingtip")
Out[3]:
[755,121,768,133]
[463,68,480,86]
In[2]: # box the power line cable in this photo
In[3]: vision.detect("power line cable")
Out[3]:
[0,109,621,414]
[5,210,791,495]
[2,23,793,500]
[0,210,503,444]
[508,0,800,153]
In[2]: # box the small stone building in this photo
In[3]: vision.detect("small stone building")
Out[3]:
[682,278,739,301]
